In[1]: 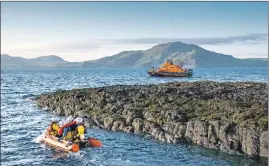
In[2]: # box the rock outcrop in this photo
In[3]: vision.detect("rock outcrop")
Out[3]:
[35,81,268,158]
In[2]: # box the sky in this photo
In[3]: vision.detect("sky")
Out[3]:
[1,2,268,62]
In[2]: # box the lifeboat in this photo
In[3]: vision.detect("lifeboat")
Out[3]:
[147,59,193,77]
[41,127,102,153]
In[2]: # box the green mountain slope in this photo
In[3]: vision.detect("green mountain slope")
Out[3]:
[82,41,268,68]
[1,54,79,69]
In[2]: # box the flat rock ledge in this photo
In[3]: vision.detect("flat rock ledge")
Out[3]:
[34,81,268,158]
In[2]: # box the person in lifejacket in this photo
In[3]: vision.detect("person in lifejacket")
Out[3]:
[57,117,83,141]
[48,118,62,137]
[50,122,60,136]
[72,118,87,143]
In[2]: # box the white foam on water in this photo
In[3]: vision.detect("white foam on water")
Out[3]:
[32,129,46,143]
[68,150,87,159]
[40,143,47,149]
[1,127,9,133]
[32,134,44,143]
[50,152,69,159]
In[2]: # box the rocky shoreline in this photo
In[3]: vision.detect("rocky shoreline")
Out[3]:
[34,81,268,158]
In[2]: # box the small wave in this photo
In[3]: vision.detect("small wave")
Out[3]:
[8,101,18,105]
[1,128,10,133]
[22,94,36,99]
[68,150,87,159]
[13,91,28,94]
[49,152,69,159]
[8,111,24,116]
[46,149,87,159]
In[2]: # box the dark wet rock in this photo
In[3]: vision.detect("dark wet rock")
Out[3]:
[35,81,268,158]
[111,120,125,131]
[104,116,114,130]
[132,118,144,134]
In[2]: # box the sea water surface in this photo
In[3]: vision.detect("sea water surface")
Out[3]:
[1,67,268,166]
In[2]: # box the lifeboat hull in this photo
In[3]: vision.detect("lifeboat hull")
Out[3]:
[41,128,102,152]
[148,69,193,77]
[41,133,80,153]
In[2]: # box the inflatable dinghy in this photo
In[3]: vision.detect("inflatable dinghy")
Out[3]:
[41,128,102,152]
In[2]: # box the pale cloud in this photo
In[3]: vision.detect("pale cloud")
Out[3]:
[199,34,268,59]
[200,42,268,59]
[107,33,268,45]
[52,44,155,62]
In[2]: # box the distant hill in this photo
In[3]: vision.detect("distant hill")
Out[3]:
[31,55,66,64]
[1,41,268,69]
[82,41,268,68]
[1,54,31,68]
[1,54,80,69]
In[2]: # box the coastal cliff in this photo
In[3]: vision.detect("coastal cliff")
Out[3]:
[35,81,268,158]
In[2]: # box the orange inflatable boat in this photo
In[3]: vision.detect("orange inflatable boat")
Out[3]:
[41,128,102,153]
